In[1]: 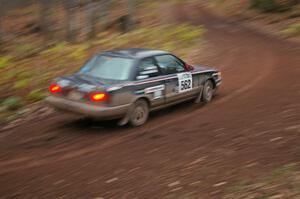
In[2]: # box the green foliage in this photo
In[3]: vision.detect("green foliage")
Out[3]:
[224,164,300,199]
[1,70,17,84]
[67,44,89,60]
[95,24,204,56]
[1,96,23,111]
[268,163,297,182]
[14,44,39,58]
[250,0,297,12]
[281,23,300,37]
[41,42,69,55]
[288,5,300,18]
[26,89,46,102]
[0,24,205,115]
[13,79,30,89]
[0,56,12,69]
[16,44,35,53]
[41,42,89,61]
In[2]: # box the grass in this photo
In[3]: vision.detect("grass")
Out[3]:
[281,22,300,37]
[0,0,206,124]
[207,0,300,17]
[250,0,298,13]
[26,89,46,102]
[0,56,12,69]
[287,5,300,18]
[1,96,24,111]
[0,24,205,122]
[94,25,204,56]
[13,79,30,90]
[224,163,300,199]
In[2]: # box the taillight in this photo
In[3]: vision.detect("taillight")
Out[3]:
[49,84,62,93]
[89,92,109,102]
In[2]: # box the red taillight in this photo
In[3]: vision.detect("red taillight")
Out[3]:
[90,92,109,102]
[49,84,62,93]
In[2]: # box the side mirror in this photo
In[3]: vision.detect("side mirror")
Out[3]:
[185,63,194,71]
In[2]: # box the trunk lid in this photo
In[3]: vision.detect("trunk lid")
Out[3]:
[53,74,122,102]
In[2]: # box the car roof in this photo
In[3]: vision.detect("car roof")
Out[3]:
[100,48,170,59]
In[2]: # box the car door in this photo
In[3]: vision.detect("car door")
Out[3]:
[154,54,196,104]
[135,57,165,108]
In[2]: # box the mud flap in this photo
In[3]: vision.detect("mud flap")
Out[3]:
[117,104,133,126]
[194,87,203,104]
[117,114,129,126]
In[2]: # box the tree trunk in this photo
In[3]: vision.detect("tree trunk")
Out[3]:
[39,0,52,44]
[0,0,6,47]
[85,0,114,40]
[63,0,79,43]
[99,0,113,30]
[85,0,99,39]
[126,0,136,31]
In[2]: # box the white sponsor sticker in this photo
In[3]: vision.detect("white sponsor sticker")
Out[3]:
[144,85,165,100]
[57,79,70,87]
[144,85,165,94]
[78,83,96,92]
[177,72,193,93]
[153,90,163,99]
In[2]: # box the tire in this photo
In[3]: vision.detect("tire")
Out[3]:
[202,80,214,103]
[129,99,149,127]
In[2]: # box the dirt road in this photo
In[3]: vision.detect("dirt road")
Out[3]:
[0,5,299,199]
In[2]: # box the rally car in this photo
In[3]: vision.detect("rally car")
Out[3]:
[46,48,221,126]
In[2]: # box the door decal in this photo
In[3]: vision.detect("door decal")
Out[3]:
[177,72,193,93]
[145,85,165,100]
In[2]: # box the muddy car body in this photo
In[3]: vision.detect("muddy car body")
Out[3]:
[46,48,222,126]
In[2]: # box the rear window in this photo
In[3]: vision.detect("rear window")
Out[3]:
[79,55,134,81]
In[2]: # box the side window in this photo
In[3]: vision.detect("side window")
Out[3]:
[136,57,159,80]
[155,55,185,75]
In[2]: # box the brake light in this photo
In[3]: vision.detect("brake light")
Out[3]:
[49,84,62,93]
[90,92,109,102]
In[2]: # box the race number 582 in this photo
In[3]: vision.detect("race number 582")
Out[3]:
[177,72,193,93]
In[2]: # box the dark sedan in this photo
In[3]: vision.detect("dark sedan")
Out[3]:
[46,48,222,126]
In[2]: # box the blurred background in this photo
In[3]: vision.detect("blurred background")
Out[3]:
[0,0,299,122]
[0,0,206,122]
[0,0,299,198]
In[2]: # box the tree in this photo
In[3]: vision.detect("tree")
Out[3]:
[39,0,53,43]
[0,0,6,47]
[63,0,79,42]
[99,0,113,30]
[126,0,136,31]
[85,0,99,39]
[85,0,114,40]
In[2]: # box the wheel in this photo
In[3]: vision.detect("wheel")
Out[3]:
[129,99,149,127]
[202,80,214,103]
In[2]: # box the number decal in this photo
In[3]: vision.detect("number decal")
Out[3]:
[177,72,193,93]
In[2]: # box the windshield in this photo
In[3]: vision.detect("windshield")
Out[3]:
[79,55,134,81]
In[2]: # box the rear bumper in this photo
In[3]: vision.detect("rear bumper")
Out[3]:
[46,96,130,119]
